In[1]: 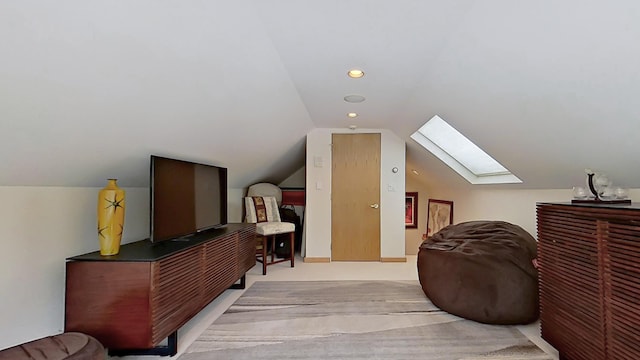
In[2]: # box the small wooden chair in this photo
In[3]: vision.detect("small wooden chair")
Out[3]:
[245,196,295,275]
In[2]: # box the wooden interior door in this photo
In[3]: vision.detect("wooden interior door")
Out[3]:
[331,133,381,261]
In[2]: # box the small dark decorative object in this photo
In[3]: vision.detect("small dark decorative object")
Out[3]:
[572,169,631,204]
[587,172,599,200]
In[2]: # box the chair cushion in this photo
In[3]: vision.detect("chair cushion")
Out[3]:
[256,221,295,235]
[245,196,281,223]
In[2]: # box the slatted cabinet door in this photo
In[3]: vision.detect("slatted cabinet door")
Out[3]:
[203,232,237,300]
[604,221,640,360]
[65,261,154,349]
[537,204,606,360]
[237,225,257,275]
[151,246,203,345]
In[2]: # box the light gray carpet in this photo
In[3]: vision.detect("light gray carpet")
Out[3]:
[180,280,553,360]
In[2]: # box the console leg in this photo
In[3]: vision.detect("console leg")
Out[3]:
[289,232,295,268]
[108,331,177,357]
[263,236,268,275]
[229,274,246,289]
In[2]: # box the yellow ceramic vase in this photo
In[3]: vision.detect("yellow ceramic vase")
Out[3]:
[97,179,125,256]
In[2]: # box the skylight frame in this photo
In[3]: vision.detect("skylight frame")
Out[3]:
[410,115,522,185]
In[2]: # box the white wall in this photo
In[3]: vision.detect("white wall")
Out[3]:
[279,167,305,188]
[227,188,245,223]
[405,174,431,255]
[407,173,640,255]
[0,183,253,351]
[424,184,640,238]
[426,187,568,237]
[0,185,149,350]
[305,128,406,259]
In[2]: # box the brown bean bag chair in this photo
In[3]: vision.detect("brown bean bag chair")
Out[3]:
[0,332,104,360]
[417,220,539,325]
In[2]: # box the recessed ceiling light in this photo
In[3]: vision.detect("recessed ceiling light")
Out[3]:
[344,94,365,103]
[347,112,358,118]
[347,69,365,78]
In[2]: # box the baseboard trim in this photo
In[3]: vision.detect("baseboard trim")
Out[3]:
[381,257,407,263]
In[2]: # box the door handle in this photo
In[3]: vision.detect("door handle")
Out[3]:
[370,203,379,209]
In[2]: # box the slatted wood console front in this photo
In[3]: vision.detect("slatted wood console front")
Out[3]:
[64,223,255,354]
[537,202,640,360]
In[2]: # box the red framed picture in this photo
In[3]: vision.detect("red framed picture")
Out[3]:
[405,192,418,228]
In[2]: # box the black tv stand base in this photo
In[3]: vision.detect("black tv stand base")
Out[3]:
[229,274,246,289]
[108,332,177,357]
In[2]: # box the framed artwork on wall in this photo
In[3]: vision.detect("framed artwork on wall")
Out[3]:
[405,192,418,228]
[426,199,453,237]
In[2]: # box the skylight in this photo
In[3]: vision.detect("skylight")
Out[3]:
[410,115,522,184]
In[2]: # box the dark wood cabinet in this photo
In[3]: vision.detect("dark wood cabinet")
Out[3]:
[64,223,255,353]
[537,202,640,360]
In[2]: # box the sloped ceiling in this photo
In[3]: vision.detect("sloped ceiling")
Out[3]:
[2,1,640,190]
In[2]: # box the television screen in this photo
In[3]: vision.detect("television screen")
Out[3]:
[150,155,228,242]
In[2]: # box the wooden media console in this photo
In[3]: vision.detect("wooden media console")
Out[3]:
[64,223,256,356]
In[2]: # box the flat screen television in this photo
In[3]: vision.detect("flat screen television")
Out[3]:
[150,155,228,243]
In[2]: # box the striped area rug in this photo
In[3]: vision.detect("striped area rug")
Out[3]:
[180,280,553,360]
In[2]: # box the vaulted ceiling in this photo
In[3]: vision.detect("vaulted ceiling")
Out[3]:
[2,1,640,190]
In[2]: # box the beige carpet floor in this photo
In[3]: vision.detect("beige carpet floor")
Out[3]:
[179,280,553,360]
